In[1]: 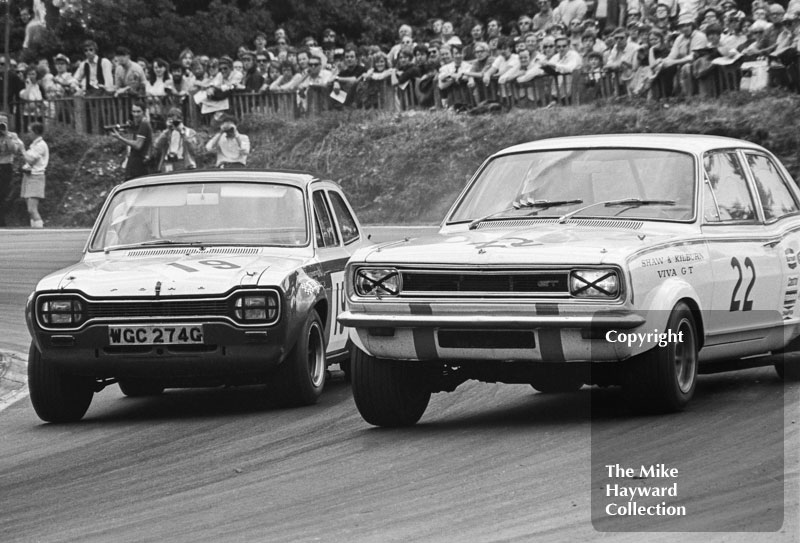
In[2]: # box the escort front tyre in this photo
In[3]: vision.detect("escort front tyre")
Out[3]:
[351,347,431,427]
[28,342,94,423]
[624,302,698,412]
[268,311,326,406]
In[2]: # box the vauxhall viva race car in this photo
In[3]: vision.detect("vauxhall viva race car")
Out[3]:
[26,170,368,422]
[340,134,800,426]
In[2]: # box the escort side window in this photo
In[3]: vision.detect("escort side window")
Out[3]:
[313,191,339,247]
[703,151,757,223]
[328,191,359,244]
[746,153,800,221]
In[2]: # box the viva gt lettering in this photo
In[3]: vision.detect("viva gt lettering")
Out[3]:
[167,260,241,273]
[640,252,704,268]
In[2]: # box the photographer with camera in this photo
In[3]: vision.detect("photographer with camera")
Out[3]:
[110,101,153,180]
[204,115,250,168]
[153,107,198,172]
[0,114,24,227]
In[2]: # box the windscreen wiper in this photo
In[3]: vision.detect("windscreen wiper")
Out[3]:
[557,198,675,223]
[468,199,583,230]
[104,239,205,253]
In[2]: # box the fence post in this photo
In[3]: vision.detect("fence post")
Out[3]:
[72,95,87,134]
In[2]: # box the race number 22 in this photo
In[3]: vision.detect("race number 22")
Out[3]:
[730,256,755,312]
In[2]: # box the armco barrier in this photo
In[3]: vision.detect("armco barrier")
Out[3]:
[6,66,750,134]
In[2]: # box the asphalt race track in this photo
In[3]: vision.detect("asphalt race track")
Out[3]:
[0,229,798,543]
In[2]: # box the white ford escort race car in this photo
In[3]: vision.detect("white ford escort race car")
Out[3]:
[26,170,367,422]
[340,134,800,426]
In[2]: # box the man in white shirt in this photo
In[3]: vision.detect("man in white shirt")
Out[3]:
[205,116,250,168]
[663,13,708,96]
[483,37,521,86]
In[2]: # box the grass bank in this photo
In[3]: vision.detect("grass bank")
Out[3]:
[9,91,800,227]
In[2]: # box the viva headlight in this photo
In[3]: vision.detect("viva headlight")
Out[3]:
[354,268,401,297]
[38,296,86,327]
[233,292,279,324]
[569,269,619,298]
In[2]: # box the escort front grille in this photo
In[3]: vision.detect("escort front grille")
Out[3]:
[86,300,230,319]
[399,270,569,297]
[35,289,281,331]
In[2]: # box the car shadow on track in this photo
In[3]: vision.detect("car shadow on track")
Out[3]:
[66,374,355,424]
[369,367,789,432]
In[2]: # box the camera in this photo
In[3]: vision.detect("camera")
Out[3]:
[169,119,181,129]
[103,121,132,132]
[165,152,179,162]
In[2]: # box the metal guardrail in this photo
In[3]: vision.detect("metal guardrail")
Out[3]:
[5,65,749,134]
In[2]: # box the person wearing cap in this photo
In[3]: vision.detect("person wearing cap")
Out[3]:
[20,121,47,228]
[153,107,198,173]
[51,54,78,97]
[206,55,238,101]
[0,113,23,226]
[205,115,250,168]
[662,11,708,95]
[73,39,115,95]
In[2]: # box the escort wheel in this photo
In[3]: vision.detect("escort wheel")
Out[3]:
[28,342,94,423]
[351,346,431,427]
[268,311,326,406]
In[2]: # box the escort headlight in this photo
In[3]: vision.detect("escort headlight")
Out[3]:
[354,268,401,297]
[569,269,619,298]
[233,292,279,324]
[38,296,85,327]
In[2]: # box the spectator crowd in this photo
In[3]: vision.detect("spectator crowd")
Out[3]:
[4,0,800,123]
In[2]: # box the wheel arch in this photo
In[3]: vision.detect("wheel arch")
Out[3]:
[677,296,705,350]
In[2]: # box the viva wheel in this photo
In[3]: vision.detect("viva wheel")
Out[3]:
[624,302,699,412]
[351,346,431,427]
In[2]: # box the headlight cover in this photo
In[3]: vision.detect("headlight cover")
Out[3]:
[233,292,279,324]
[38,296,86,327]
[569,269,619,298]
[354,268,401,297]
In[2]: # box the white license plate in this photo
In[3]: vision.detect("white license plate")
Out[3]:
[108,325,204,345]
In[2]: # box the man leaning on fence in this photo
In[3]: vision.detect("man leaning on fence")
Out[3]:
[74,40,115,96]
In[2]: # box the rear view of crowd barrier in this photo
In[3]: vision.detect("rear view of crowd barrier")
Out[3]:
[6,65,752,135]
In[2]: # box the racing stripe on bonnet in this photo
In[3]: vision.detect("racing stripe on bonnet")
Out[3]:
[410,303,437,360]
[535,303,565,362]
